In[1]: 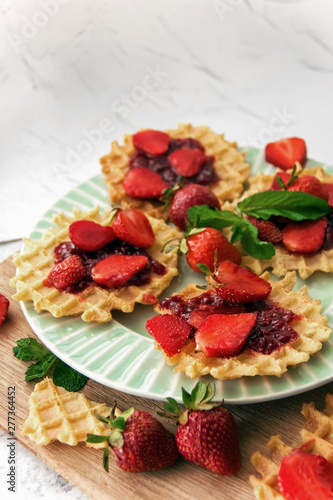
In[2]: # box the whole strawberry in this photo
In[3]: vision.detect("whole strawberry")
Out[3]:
[160,381,241,476]
[0,293,10,326]
[87,406,178,473]
[162,183,221,231]
[184,227,242,273]
[248,216,282,244]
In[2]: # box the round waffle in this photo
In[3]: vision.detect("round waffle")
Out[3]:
[100,123,250,220]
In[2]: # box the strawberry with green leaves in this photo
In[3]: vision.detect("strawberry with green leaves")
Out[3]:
[159,381,241,476]
[87,405,178,473]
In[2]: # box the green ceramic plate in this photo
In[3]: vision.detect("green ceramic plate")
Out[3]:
[21,148,333,403]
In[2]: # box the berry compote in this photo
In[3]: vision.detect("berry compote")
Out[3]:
[52,240,166,294]
[129,138,219,187]
[159,289,300,356]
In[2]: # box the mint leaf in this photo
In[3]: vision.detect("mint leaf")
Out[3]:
[24,352,57,382]
[53,359,88,392]
[13,337,49,361]
[238,191,331,221]
[188,205,275,260]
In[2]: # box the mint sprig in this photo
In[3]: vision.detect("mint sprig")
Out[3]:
[238,191,331,221]
[13,337,88,391]
[188,206,275,260]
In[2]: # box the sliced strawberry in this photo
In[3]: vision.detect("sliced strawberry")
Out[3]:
[0,293,10,326]
[188,305,245,330]
[146,314,191,357]
[214,261,272,305]
[248,217,282,244]
[288,175,329,201]
[282,217,328,253]
[322,183,333,207]
[277,449,333,500]
[270,171,292,191]
[168,148,206,177]
[112,208,155,249]
[195,313,257,357]
[186,227,242,273]
[132,129,170,156]
[123,167,170,199]
[265,137,307,170]
[91,255,148,288]
[44,254,86,290]
[69,220,115,251]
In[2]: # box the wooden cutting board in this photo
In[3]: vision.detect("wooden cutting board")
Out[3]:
[1,256,333,500]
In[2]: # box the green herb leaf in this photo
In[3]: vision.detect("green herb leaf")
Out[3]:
[188,206,275,260]
[196,263,211,275]
[238,191,331,221]
[24,352,57,382]
[103,447,110,472]
[13,337,49,361]
[52,359,88,392]
[86,434,109,444]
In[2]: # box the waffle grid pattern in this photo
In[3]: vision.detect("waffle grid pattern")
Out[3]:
[22,378,113,449]
[155,271,332,379]
[250,393,333,499]
[11,206,181,322]
[100,123,250,219]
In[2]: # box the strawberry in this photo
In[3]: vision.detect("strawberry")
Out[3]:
[160,381,241,476]
[146,314,191,357]
[265,137,307,170]
[270,171,292,191]
[185,227,242,273]
[188,304,245,329]
[123,167,170,199]
[287,175,329,201]
[132,129,170,156]
[44,254,86,290]
[168,148,207,177]
[322,183,333,207]
[214,261,272,304]
[91,255,148,288]
[195,313,256,357]
[166,183,221,231]
[87,406,178,473]
[282,217,328,253]
[112,208,155,249]
[277,449,333,500]
[0,293,10,326]
[248,216,282,243]
[69,220,115,251]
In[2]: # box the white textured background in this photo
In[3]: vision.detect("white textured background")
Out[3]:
[1,0,333,498]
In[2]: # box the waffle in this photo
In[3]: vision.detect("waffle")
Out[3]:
[11,206,181,322]
[250,393,333,499]
[154,271,331,379]
[100,123,250,220]
[226,166,333,279]
[21,378,118,449]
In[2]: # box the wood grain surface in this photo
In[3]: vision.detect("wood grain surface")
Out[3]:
[1,257,333,500]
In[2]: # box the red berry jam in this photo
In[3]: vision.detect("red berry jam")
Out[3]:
[129,138,219,187]
[159,290,300,355]
[53,240,166,294]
